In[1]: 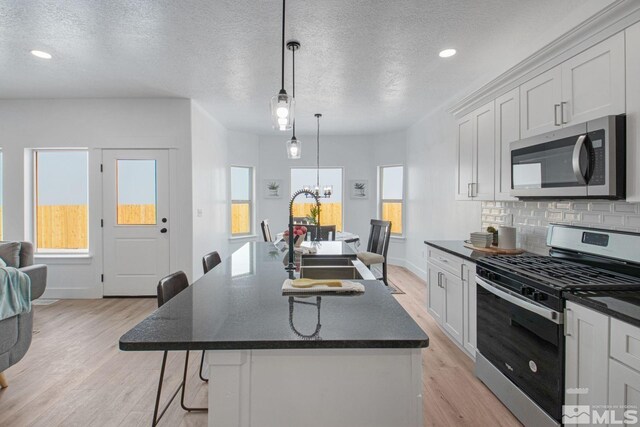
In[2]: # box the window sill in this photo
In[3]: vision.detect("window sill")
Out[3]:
[390,236,406,241]
[34,253,94,265]
[229,234,258,241]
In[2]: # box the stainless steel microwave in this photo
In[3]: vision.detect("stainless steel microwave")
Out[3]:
[510,115,625,199]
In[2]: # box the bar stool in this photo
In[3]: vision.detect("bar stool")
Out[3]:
[152,271,207,426]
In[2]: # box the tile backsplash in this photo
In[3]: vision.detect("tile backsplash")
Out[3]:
[481,200,640,255]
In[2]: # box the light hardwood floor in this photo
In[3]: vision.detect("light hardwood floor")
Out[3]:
[0,266,521,426]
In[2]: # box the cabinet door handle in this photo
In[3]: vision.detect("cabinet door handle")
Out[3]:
[561,101,568,124]
[467,183,472,198]
[437,256,449,263]
[564,308,573,337]
[472,183,477,197]
[437,272,442,287]
[554,104,561,126]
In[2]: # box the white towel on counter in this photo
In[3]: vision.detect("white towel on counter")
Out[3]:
[282,279,365,294]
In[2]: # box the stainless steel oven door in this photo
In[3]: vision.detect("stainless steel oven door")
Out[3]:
[476,277,564,422]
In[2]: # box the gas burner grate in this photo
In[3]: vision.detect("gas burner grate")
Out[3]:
[480,255,640,289]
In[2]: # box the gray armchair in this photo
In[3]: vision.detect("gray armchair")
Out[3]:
[0,241,47,388]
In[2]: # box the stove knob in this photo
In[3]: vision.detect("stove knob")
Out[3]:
[487,272,496,280]
[521,287,533,296]
[532,292,547,302]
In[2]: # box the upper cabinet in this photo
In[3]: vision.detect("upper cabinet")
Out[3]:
[494,89,519,200]
[456,101,495,201]
[561,32,625,125]
[520,33,625,139]
[520,66,562,138]
[626,22,640,202]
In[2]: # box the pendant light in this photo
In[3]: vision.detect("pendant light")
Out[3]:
[303,114,333,198]
[286,41,301,159]
[270,0,294,131]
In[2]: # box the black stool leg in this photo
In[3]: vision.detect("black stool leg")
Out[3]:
[180,351,208,412]
[152,351,183,426]
[383,261,388,286]
[198,351,208,382]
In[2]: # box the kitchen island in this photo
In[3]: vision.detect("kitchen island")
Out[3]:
[120,242,428,427]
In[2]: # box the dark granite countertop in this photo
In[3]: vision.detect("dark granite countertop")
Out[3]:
[120,242,429,351]
[424,240,498,262]
[565,291,640,328]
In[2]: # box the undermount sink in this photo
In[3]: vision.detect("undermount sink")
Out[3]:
[299,257,376,280]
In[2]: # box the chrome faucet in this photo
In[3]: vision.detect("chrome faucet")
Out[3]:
[286,189,321,271]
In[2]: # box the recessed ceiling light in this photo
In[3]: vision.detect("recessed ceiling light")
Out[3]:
[439,48,457,58]
[30,50,52,59]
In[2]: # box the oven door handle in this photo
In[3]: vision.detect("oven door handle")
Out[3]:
[476,277,563,324]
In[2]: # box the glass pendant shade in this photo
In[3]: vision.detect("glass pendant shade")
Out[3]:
[286,136,301,159]
[271,90,295,131]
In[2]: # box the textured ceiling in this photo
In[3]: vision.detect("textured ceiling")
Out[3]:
[0,0,615,135]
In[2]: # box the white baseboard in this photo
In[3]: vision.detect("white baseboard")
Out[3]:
[404,259,427,281]
[41,287,102,299]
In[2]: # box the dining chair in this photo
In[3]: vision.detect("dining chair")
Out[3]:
[305,225,336,241]
[153,271,207,426]
[356,220,392,285]
[202,251,221,274]
[261,219,273,242]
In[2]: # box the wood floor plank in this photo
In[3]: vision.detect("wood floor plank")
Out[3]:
[0,268,521,426]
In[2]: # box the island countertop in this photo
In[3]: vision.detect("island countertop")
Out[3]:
[119,242,429,351]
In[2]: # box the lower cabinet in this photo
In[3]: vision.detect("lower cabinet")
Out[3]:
[462,263,477,356]
[566,301,640,423]
[564,301,610,408]
[426,249,476,359]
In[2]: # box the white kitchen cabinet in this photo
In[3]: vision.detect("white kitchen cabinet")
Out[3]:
[441,268,464,345]
[520,66,562,138]
[455,101,495,201]
[426,263,445,324]
[494,89,519,200]
[609,359,640,421]
[462,262,477,357]
[561,32,625,126]
[626,22,640,202]
[426,248,476,358]
[455,114,474,200]
[520,34,625,139]
[565,301,610,408]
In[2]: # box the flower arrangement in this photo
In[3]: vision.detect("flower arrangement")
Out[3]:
[283,225,307,247]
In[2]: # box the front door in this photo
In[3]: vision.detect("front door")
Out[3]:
[102,149,170,296]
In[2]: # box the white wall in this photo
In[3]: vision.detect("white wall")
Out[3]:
[191,101,231,280]
[405,110,482,279]
[256,131,407,263]
[0,98,193,298]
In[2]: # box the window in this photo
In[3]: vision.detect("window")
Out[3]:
[230,166,253,236]
[290,168,343,231]
[380,165,404,235]
[117,159,157,225]
[34,150,89,252]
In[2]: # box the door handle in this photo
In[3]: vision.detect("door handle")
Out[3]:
[160,228,168,233]
[564,308,573,337]
[572,134,589,185]
[561,101,568,124]
[554,104,561,126]
[162,218,168,223]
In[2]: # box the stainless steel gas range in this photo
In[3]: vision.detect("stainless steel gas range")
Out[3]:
[474,224,640,427]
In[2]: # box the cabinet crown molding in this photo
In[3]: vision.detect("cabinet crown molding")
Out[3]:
[447,0,640,118]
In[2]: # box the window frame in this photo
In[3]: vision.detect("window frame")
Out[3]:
[33,148,90,254]
[379,164,405,237]
[230,165,254,237]
[289,166,344,232]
